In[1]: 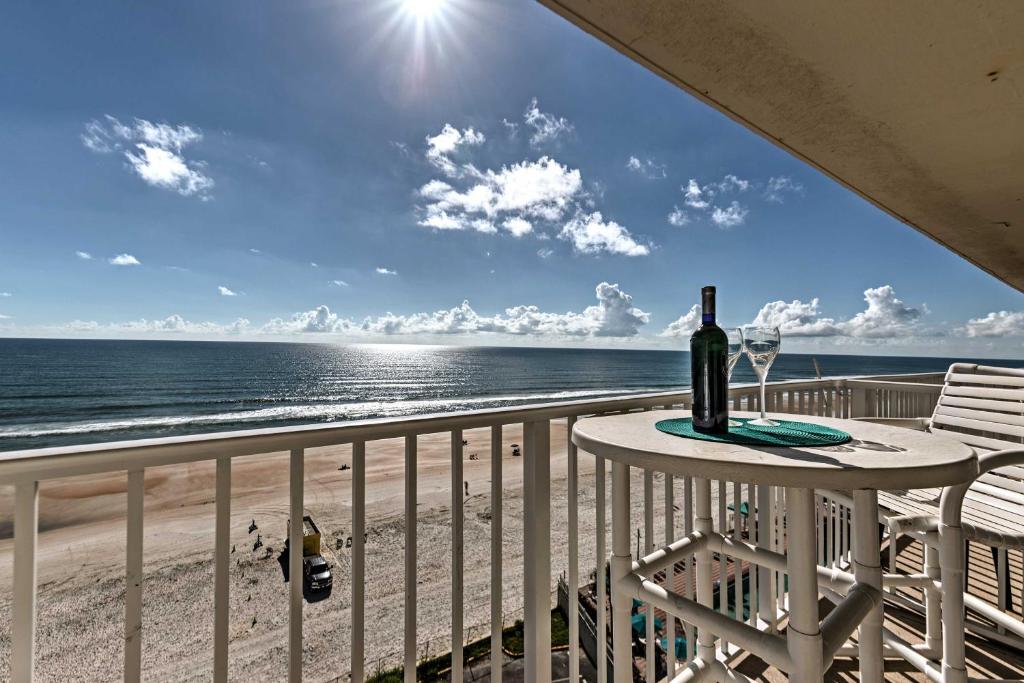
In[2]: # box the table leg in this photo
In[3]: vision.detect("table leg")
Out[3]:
[694,477,715,662]
[610,461,633,683]
[785,487,824,683]
[853,489,883,682]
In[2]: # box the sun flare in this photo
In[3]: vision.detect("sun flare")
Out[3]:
[402,0,445,20]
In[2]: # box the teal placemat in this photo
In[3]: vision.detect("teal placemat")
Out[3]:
[655,417,851,447]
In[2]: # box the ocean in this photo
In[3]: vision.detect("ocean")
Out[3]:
[1,338,1022,452]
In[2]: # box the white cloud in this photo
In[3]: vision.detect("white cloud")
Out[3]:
[537,248,554,259]
[681,176,753,226]
[523,98,573,147]
[425,123,485,177]
[842,285,922,338]
[310,262,318,268]
[683,179,709,209]
[419,210,466,231]
[218,286,238,297]
[81,119,117,153]
[109,253,141,266]
[262,305,362,334]
[502,118,519,138]
[710,201,748,228]
[331,280,350,287]
[63,315,250,335]
[559,211,650,257]
[751,298,841,337]
[249,248,261,254]
[82,116,213,198]
[626,156,667,179]
[667,206,690,227]
[132,119,202,151]
[0,314,10,320]
[747,286,924,339]
[264,281,649,339]
[0,292,11,298]
[125,145,213,197]
[76,251,93,260]
[413,120,647,257]
[764,176,803,203]
[963,311,1024,337]
[376,267,397,275]
[470,219,497,234]
[660,305,702,338]
[418,156,583,229]
[502,217,533,237]
[714,174,750,193]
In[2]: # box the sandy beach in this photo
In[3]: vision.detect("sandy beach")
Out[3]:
[1,420,680,681]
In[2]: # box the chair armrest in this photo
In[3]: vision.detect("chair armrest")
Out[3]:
[852,417,931,431]
[940,448,1024,527]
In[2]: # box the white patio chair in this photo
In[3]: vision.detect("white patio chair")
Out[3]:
[856,363,1024,682]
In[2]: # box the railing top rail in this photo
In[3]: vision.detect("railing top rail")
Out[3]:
[844,378,944,391]
[856,371,946,381]
[0,374,916,483]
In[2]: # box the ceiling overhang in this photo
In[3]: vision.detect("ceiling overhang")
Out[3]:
[539,0,1024,291]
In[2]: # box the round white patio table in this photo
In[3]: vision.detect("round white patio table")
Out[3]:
[572,410,977,683]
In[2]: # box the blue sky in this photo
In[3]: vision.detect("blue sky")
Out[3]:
[1,0,1022,356]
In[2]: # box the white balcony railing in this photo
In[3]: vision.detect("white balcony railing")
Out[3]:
[0,374,944,682]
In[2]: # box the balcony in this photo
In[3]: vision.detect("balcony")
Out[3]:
[2,372,1023,681]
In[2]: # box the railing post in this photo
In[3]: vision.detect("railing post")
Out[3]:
[611,461,632,683]
[404,436,417,683]
[490,425,504,683]
[451,430,464,683]
[567,416,580,683]
[12,480,39,683]
[352,442,366,682]
[125,469,144,683]
[289,449,305,683]
[643,469,655,682]
[756,484,775,630]
[849,381,868,418]
[214,458,231,683]
[664,472,676,676]
[523,419,551,683]
[595,456,608,683]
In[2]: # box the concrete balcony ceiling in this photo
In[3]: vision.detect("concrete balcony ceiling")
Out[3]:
[539,0,1024,291]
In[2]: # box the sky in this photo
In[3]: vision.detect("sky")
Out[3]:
[1,0,1022,357]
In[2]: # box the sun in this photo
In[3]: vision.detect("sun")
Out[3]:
[402,0,445,20]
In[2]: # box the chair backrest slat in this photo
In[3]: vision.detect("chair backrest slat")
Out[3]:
[932,413,1024,440]
[942,384,1024,402]
[933,405,1024,430]
[940,394,1024,413]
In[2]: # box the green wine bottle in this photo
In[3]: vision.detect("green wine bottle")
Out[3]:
[690,286,729,433]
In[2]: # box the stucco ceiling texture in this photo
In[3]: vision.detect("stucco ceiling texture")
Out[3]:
[540,1,1024,291]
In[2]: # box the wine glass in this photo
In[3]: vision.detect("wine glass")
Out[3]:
[742,326,781,426]
[726,328,744,427]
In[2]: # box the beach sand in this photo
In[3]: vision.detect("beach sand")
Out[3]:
[1,420,683,681]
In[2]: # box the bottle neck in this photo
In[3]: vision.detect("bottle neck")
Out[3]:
[701,289,716,325]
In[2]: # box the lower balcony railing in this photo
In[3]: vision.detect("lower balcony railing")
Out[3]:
[0,373,945,682]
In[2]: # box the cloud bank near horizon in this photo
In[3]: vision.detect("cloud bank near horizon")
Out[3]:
[7,283,1023,353]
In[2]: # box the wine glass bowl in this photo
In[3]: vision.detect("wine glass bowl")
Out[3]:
[725,328,744,427]
[741,326,781,426]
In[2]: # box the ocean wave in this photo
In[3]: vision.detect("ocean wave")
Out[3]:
[0,387,663,439]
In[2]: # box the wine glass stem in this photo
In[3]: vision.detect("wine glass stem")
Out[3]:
[758,372,767,420]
